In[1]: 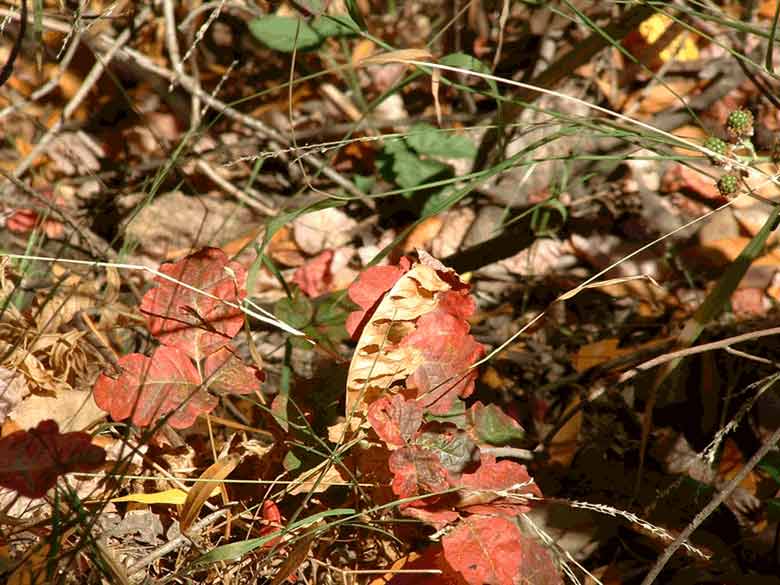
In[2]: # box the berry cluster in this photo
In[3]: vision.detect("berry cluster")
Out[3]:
[704,107,759,199]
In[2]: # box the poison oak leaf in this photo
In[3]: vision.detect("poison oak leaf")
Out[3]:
[259,500,283,547]
[140,248,247,361]
[468,402,526,446]
[367,394,423,448]
[457,456,541,517]
[442,516,562,585]
[442,516,523,585]
[401,309,483,414]
[416,423,478,474]
[94,346,217,429]
[388,445,450,500]
[203,346,264,395]
[400,506,461,531]
[0,420,106,498]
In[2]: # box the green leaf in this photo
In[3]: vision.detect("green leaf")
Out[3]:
[471,404,525,445]
[311,14,359,37]
[353,174,375,193]
[248,16,322,52]
[405,123,477,159]
[439,52,499,97]
[283,450,301,471]
[379,141,451,191]
[275,290,315,329]
[193,508,355,565]
[417,424,478,474]
[759,452,780,484]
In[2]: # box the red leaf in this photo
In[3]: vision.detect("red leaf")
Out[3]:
[402,310,484,414]
[259,500,283,547]
[94,346,217,429]
[367,394,423,448]
[345,257,411,338]
[384,543,469,585]
[140,248,247,360]
[458,457,541,517]
[292,249,334,298]
[401,505,460,530]
[436,290,476,321]
[442,516,561,585]
[388,445,450,500]
[203,346,264,395]
[0,420,106,498]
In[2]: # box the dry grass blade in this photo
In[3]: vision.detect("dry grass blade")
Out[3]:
[179,455,239,532]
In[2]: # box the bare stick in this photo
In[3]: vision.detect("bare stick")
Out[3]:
[194,159,276,214]
[618,325,780,383]
[126,509,228,576]
[0,7,364,201]
[641,425,780,584]
[5,14,137,183]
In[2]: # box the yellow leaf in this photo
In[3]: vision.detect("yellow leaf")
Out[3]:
[639,13,699,62]
[179,456,239,532]
[111,489,189,505]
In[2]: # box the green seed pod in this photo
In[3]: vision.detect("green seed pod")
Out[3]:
[726,109,754,141]
[703,136,728,165]
[717,174,739,197]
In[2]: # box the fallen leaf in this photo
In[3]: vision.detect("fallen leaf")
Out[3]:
[0,368,27,424]
[140,247,247,361]
[111,488,189,505]
[10,388,104,433]
[0,420,106,498]
[572,338,632,373]
[292,208,357,255]
[547,397,583,467]
[292,249,334,297]
[93,346,217,429]
[179,455,239,532]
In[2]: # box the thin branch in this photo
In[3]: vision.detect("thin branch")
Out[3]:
[618,325,780,383]
[641,425,780,584]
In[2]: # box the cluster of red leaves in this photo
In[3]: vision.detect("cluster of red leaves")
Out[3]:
[0,420,106,499]
[347,257,562,585]
[94,248,263,429]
